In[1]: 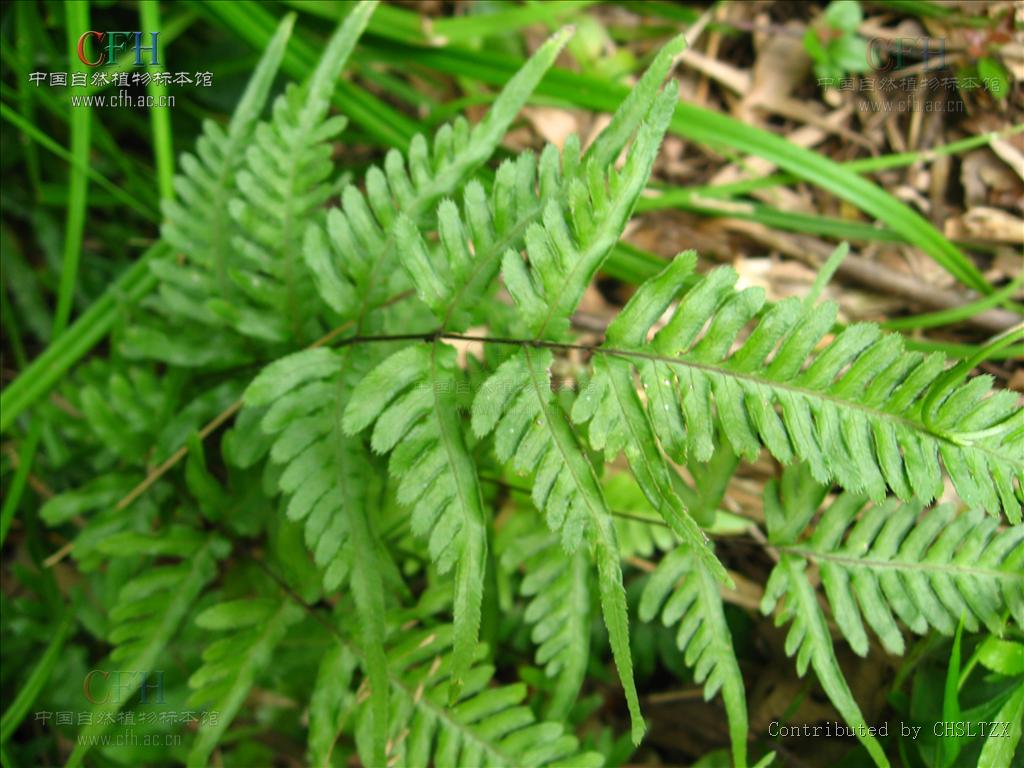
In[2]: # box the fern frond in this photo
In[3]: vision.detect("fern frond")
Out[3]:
[500,83,678,340]
[764,471,1024,656]
[187,597,305,767]
[597,252,1024,522]
[343,343,486,704]
[639,546,748,768]
[356,624,603,768]
[464,81,683,744]
[223,2,377,343]
[497,510,591,719]
[572,322,725,583]
[122,15,295,365]
[242,345,394,766]
[392,141,578,331]
[243,348,366,586]
[66,528,227,768]
[302,28,572,319]
[392,34,688,333]
[309,643,359,767]
[159,16,293,276]
[583,34,685,168]
[761,550,889,767]
[471,346,645,742]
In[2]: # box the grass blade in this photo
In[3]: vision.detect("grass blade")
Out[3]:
[0,613,74,743]
[0,242,169,433]
[138,1,174,201]
[0,102,157,221]
[54,0,93,336]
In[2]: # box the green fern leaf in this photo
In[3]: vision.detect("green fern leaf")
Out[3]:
[754,462,1022,768]
[392,36,691,331]
[243,348,370,587]
[391,144,578,331]
[223,1,377,342]
[572,253,743,579]
[385,33,690,335]
[243,346,395,766]
[123,14,295,365]
[471,347,645,743]
[765,472,1024,656]
[66,528,228,768]
[600,252,1024,522]
[187,597,304,767]
[501,83,678,339]
[604,473,681,557]
[309,643,358,768]
[583,34,685,166]
[343,343,487,705]
[356,624,604,768]
[639,545,748,768]
[498,510,591,719]
[761,552,889,767]
[301,27,571,320]
[572,336,726,583]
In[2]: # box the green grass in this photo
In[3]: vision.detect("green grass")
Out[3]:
[0,101,159,220]
[884,273,1024,331]
[0,1,96,546]
[139,0,175,201]
[54,0,92,337]
[0,613,74,743]
[0,242,168,433]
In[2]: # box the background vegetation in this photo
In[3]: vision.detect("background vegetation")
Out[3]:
[1,1,1021,767]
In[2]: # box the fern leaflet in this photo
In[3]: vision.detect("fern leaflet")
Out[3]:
[765,469,1024,656]
[343,343,486,705]
[301,28,572,324]
[123,14,294,365]
[762,550,889,767]
[242,346,395,766]
[354,624,604,768]
[308,643,359,767]
[592,252,1023,522]
[639,545,748,768]
[497,509,592,719]
[187,597,305,767]
[223,1,377,343]
[66,528,227,768]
